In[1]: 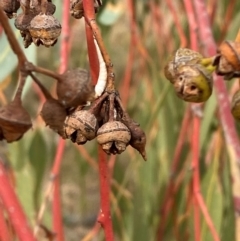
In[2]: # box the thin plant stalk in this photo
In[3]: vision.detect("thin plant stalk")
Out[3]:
[82,0,114,240]
[51,1,71,240]
[0,160,36,241]
[193,0,240,238]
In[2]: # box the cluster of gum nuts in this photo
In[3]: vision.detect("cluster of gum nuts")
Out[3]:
[1,0,61,48]
[0,1,147,160]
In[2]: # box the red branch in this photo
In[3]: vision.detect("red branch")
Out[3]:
[166,0,187,47]
[156,108,191,240]
[52,139,66,241]
[52,1,71,239]
[191,115,201,241]
[193,1,240,163]
[97,147,114,240]
[185,1,221,240]
[82,1,114,240]
[0,160,36,241]
[119,0,136,106]
[83,0,99,84]
[0,201,11,241]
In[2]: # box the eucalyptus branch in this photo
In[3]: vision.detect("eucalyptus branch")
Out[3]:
[0,8,27,66]
[86,18,115,91]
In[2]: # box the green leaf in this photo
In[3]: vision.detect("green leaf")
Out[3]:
[201,152,223,241]
[29,130,48,209]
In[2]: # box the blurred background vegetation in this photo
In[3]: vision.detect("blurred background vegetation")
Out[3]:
[1,0,240,240]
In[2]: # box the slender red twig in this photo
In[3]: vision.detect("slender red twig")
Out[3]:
[82,1,114,240]
[97,147,114,241]
[185,1,221,240]
[156,107,191,240]
[0,201,11,241]
[52,1,71,239]
[218,0,236,43]
[166,0,187,47]
[183,1,201,239]
[191,115,201,241]
[193,0,240,166]
[119,0,136,106]
[0,160,36,241]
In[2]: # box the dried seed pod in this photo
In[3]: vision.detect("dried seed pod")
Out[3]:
[57,68,94,108]
[41,98,67,137]
[173,64,213,103]
[231,90,240,119]
[164,48,203,83]
[64,110,98,144]
[213,41,240,80]
[97,121,131,155]
[29,13,61,47]
[0,0,20,18]
[14,13,35,48]
[121,112,146,161]
[70,0,102,19]
[0,101,32,143]
[70,0,83,19]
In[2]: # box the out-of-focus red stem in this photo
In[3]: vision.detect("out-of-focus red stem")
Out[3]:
[0,202,11,241]
[166,0,187,47]
[156,107,191,240]
[183,0,198,50]
[208,0,217,26]
[219,0,236,43]
[185,1,221,240]
[52,138,66,241]
[120,0,135,106]
[193,0,240,164]
[52,1,71,240]
[183,1,201,239]
[0,161,36,241]
[191,116,201,241]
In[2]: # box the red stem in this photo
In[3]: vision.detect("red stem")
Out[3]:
[83,0,99,84]
[166,0,187,47]
[52,139,66,241]
[183,1,201,239]
[0,161,36,241]
[120,0,136,106]
[97,147,114,241]
[52,1,70,239]
[83,1,114,240]
[193,0,240,166]
[191,116,201,241]
[156,108,191,240]
[187,1,221,240]
[0,201,11,241]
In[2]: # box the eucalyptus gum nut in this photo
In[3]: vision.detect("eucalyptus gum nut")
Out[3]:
[57,68,94,108]
[70,0,84,19]
[0,102,32,142]
[40,99,67,137]
[164,48,203,83]
[29,13,61,47]
[231,91,240,119]
[218,41,240,70]
[173,64,213,103]
[64,110,98,143]
[97,121,131,154]
[0,0,20,18]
